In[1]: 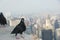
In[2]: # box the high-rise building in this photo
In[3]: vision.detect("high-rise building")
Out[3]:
[42,29,53,40]
[54,19,59,29]
[43,15,54,30]
[42,15,54,40]
[56,28,60,40]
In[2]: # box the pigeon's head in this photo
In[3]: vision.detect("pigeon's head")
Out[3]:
[21,18,24,22]
[0,12,3,16]
[0,12,3,15]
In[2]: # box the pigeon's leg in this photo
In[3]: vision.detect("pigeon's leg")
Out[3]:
[20,33,24,39]
[16,34,20,39]
[15,33,17,36]
[21,35,24,38]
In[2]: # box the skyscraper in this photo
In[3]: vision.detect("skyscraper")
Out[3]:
[42,29,53,40]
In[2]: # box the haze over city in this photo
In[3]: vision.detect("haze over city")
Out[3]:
[0,0,60,17]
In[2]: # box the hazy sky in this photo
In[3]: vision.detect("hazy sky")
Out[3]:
[0,0,60,17]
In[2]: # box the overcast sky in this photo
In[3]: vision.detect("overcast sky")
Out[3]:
[0,0,60,17]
